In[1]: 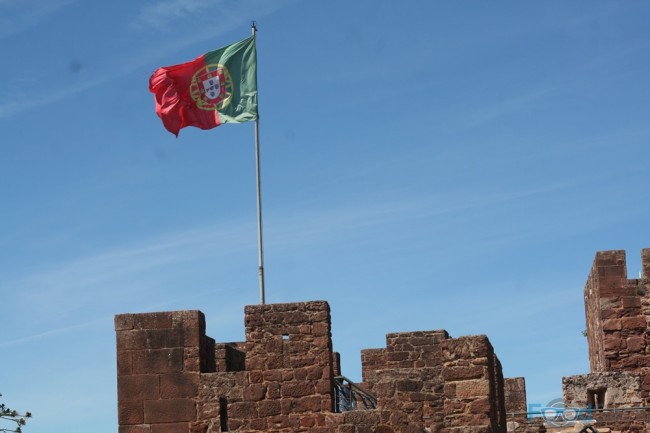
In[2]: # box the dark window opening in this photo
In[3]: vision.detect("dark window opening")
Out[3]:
[588,389,606,410]
[219,397,229,431]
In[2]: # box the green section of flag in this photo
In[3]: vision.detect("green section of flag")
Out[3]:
[204,35,258,124]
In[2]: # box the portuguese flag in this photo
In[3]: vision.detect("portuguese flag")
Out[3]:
[149,36,257,136]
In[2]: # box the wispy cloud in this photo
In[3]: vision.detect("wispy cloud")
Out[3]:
[0,0,293,119]
[134,0,224,31]
[131,0,294,34]
[5,170,645,346]
[0,318,106,348]
[458,89,547,129]
[0,0,78,37]
[0,76,105,119]
[8,219,255,314]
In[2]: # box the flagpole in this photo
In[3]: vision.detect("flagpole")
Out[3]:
[252,21,265,304]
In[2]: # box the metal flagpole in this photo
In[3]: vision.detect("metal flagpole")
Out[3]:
[252,21,265,304]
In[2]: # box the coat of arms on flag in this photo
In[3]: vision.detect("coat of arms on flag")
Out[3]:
[191,65,233,110]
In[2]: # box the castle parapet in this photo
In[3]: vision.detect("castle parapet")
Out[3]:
[116,301,512,433]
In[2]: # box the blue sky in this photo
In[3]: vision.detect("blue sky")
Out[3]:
[1,1,649,432]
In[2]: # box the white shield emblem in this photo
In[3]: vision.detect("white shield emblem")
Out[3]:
[202,76,221,100]
[191,64,231,110]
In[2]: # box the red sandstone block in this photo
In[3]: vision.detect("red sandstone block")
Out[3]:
[229,401,258,418]
[257,400,281,417]
[196,401,219,419]
[303,366,321,381]
[313,335,331,349]
[312,321,329,336]
[133,348,184,374]
[603,337,622,351]
[133,312,173,330]
[395,379,421,392]
[622,296,642,308]
[249,417,268,430]
[600,308,619,319]
[599,281,630,297]
[455,379,490,398]
[160,373,199,399]
[118,328,192,351]
[295,395,322,412]
[627,336,645,352]
[118,375,160,401]
[119,400,144,425]
[293,367,306,381]
[281,382,313,398]
[117,351,133,376]
[243,384,266,401]
[300,414,317,427]
[444,400,465,415]
[443,366,486,381]
[266,382,281,399]
[248,370,263,383]
[152,329,182,349]
[119,425,150,433]
[602,319,622,331]
[406,392,432,402]
[144,399,196,423]
[386,351,409,362]
[373,382,396,398]
[595,250,626,267]
[116,314,134,331]
[343,410,381,425]
[263,415,287,430]
[183,349,201,373]
[442,336,491,359]
[597,265,626,278]
[315,379,332,394]
[469,397,491,414]
[181,328,201,347]
[621,316,647,330]
[118,330,147,351]
[262,369,283,382]
[150,423,188,433]
[171,311,204,330]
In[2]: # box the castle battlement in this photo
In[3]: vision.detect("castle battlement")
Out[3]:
[562,248,650,432]
[116,301,516,433]
[114,249,650,433]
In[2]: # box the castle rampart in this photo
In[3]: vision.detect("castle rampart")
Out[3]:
[116,301,513,433]
[562,248,650,432]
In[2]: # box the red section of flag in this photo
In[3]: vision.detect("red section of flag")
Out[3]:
[149,54,221,137]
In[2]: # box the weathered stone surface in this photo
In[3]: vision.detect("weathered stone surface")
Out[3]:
[562,249,650,432]
[118,375,159,401]
[115,301,510,432]
[144,399,196,423]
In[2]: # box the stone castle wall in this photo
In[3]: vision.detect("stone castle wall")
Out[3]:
[562,248,650,432]
[115,248,650,433]
[116,301,514,433]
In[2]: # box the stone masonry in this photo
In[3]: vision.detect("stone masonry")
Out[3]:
[115,248,650,433]
[116,301,515,433]
[562,249,650,432]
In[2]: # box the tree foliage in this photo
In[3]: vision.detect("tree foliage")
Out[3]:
[0,394,31,433]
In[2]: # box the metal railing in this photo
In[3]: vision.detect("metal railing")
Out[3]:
[507,406,650,429]
[333,375,377,412]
